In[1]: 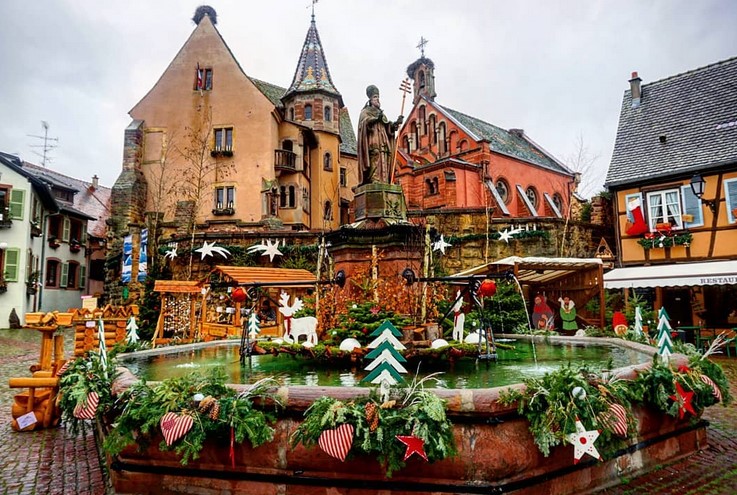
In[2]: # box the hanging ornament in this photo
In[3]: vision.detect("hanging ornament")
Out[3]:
[231,287,247,303]
[565,417,602,464]
[56,360,71,376]
[318,423,354,461]
[396,435,428,462]
[571,386,587,401]
[497,227,523,243]
[73,391,100,420]
[247,239,284,262]
[699,374,722,402]
[195,241,231,260]
[599,403,629,437]
[160,412,194,446]
[669,382,696,419]
[477,279,497,298]
[432,234,452,254]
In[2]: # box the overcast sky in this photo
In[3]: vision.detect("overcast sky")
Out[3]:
[1,0,735,197]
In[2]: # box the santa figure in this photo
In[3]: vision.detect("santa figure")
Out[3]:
[612,311,628,336]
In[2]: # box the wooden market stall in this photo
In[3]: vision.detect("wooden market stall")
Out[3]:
[152,280,202,346]
[202,266,317,340]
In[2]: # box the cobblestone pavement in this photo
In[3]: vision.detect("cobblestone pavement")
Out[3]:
[1,328,736,495]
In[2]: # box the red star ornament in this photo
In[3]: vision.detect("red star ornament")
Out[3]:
[669,381,696,419]
[396,435,428,462]
[565,417,602,464]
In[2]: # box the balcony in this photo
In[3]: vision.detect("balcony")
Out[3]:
[274,149,297,172]
[210,146,233,158]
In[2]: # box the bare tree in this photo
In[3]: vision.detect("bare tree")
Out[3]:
[146,130,178,270]
[171,108,233,279]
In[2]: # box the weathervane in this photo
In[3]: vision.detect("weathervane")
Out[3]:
[416,36,429,57]
[309,0,318,19]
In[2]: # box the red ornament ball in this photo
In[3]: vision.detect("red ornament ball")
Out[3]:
[231,287,247,303]
[477,279,497,298]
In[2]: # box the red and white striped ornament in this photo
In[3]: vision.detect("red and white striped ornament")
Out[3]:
[56,361,70,376]
[318,423,354,462]
[160,412,194,446]
[700,374,722,402]
[73,391,99,420]
[600,403,629,437]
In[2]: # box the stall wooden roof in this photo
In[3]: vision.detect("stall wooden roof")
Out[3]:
[454,256,603,285]
[210,266,317,287]
[153,280,203,293]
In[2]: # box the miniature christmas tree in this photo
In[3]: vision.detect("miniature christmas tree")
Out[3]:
[634,306,643,336]
[247,312,260,340]
[126,316,140,344]
[656,307,673,360]
[362,320,407,401]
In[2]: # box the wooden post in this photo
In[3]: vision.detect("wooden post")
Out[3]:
[598,263,606,329]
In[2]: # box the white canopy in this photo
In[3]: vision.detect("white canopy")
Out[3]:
[603,260,737,289]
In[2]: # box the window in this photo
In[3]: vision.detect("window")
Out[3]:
[418,106,426,134]
[48,216,61,239]
[62,217,71,242]
[323,201,333,221]
[429,115,437,145]
[324,106,332,122]
[69,219,84,244]
[403,135,411,153]
[458,139,468,152]
[302,188,310,212]
[438,122,447,154]
[282,139,294,152]
[213,127,233,152]
[526,187,539,208]
[194,67,213,90]
[425,177,439,196]
[67,261,79,289]
[552,193,564,213]
[45,259,60,287]
[646,189,683,230]
[725,178,737,224]
[79,264,87,289]
[304,104,313,120]
[412,121,419,151]
[495,179,510,203]
[215,186,235,209]
[680,185,703,228]
[8,188,25,220]
[280,185,296,208]
[339,167,347,187]
[323,152,333,171]
[289,107,295,120]
[53,188,73,203]
[1,247,20,282]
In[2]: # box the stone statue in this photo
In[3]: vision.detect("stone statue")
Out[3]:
[357,85,404,185]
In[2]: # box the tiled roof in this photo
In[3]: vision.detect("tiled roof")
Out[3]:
[439,105,572,175]
[22,162,111,238]
[606,56,737,188]
[284,18,341,101]
[251,78,286,107]
[339,108,357,155]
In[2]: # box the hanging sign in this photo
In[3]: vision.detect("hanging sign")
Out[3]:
[138,229,148,282]
[122,235,133,283]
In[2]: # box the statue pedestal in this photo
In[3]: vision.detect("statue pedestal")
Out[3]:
[353,183,407,223]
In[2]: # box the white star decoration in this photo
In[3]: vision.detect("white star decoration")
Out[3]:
[565,418,602,464]
[247,239,284,262]
[432,235,452,254]
[497,227,523,244]
[195,241,231,260]
[163,248,178,260]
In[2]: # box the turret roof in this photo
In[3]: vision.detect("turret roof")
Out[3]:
[284,17,341,102]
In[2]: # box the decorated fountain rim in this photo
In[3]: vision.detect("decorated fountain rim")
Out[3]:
[115,334,666,416]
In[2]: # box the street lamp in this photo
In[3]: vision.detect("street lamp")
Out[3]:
[689,173,716,213]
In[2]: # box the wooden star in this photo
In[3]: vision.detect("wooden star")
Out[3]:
[396,435,428,462]
[565,418,602,464]
[669,381,696,419]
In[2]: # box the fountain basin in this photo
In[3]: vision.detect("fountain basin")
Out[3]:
[107,336,707,495]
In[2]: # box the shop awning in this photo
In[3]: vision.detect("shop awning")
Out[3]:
[603,260,737,289]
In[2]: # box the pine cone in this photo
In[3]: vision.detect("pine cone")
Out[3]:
[198,396,215,414]
[365,402,379,432]
[209,401,220,420]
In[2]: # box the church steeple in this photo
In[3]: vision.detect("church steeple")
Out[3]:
[406,37,436,104]
[284,16,342,104]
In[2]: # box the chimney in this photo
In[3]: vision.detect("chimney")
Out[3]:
[629,71,642,108]
[91,175,99,190]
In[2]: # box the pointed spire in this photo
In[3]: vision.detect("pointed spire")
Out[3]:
[285,15,341,101]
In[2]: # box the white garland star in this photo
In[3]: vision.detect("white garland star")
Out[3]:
[432,235,452,254]
[247,239,284,262]
[163,248,178,260]
[498,227,523,244]
[195,241,231,260]
[566,418,602,464]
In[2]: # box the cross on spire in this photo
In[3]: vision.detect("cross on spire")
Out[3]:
[310,0,318,20]
[416,36,429,57]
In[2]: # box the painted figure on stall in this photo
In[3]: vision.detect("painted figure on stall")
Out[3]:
[532,294,554,330]
[559,296,578,331]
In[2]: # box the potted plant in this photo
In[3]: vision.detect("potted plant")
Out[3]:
[26,271,40,295]
[48,236,60,249]
[0,276,7,294]
[70,239,82,253]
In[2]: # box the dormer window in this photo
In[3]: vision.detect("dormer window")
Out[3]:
[324,106,332,122]
[304,104,313,121]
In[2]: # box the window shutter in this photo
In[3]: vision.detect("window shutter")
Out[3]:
[9,189,25,220]
[624,193,642,222]
[62,217,71,241]
[725,179,737,224]
[81,223,88,243]
[681,185,704,228]
[60,263,69,288]
[3,248,20,282]
[79,265,87,289]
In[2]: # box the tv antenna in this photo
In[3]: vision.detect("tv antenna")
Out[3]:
[28,121,59,167]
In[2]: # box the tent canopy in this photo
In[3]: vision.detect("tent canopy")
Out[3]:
[603,260,737,289]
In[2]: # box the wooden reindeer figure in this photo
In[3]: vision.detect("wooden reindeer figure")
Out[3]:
[277,291,318,347]
[452,290,466,342]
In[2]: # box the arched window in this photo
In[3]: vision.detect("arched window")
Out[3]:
[304,104,313,120]
[323,152,332,171]
[552,193,564,212]
[418,106,426,135]
[425,178,435,196]
[496,178,510,204]
[323,200,333,220]
[282,139,293,152]
[412,121,419,150]
[438,122,447,155]
[433,177,439,194]
[280,185,297,208]
[403,135,411,153]
[429,115,437,145]
[324,106,332,122]
[458,139,468,152]
[289,107,295,120]
[449,130,458,153]
[418,70,426,89]
[526,186,538,208]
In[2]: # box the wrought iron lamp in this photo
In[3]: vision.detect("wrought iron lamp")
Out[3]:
[689,173,717,213]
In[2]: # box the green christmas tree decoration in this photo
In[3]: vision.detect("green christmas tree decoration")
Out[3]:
[369,319,403,338]
[366,340,407,361]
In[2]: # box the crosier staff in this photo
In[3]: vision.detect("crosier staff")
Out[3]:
[389,78,412,184]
